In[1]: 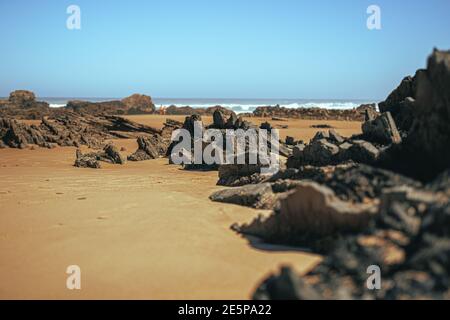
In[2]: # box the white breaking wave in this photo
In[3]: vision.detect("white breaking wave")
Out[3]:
[49,104,67,108]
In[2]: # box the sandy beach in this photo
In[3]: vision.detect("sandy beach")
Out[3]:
[0,115,362,299]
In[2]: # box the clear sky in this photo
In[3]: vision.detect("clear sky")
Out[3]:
[0,0,449,99]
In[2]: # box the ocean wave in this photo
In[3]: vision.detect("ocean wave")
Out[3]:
[161,102,364,114]
[47,100,370,114]
[49,103,67,108]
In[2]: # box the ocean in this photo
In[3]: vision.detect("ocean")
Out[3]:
[40,97,377,114]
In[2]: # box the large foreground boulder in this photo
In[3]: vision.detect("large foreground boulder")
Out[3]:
[253,182,450,300]
[380,49,450,181]
[233,181,377,248]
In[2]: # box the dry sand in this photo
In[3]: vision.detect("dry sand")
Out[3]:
[0,115,361,299]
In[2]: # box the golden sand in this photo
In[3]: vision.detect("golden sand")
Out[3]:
[0,115,362,299]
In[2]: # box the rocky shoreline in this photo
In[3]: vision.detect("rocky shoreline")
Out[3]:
[209,49,450,299]
[0,49,449,300]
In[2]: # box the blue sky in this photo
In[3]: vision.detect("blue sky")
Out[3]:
[0,0,449,99]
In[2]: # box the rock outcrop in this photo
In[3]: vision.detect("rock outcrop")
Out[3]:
[74,143,126,168]
[248,49,450,300]
[66,93,155,116]
[380,49,450,182]
[0,113,164,150]
[233,181,378,248]
[128,135,167,161]
[252,105,371,121]
[0,90,51,119]
[362,112,402,144]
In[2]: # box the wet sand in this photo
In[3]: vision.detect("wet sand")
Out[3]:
[0,115,362,299]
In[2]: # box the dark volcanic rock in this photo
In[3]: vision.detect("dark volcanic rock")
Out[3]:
[378,72,421,132]
[74,143,126,168]
[104,144,126,164]
[298,139,339,166]
[362,112,402,145]
[343,140,380,164]
[253,105,367,121]
[128,135,166,161]
[210,183,277,209]
[379,49,450,182]
[252,174,450,300]
[0,112,166,151]
[320,164,422,203]
[234,181,377,249]
[248,50,450,301]
[217,163,263,186]
[212,110,226,129]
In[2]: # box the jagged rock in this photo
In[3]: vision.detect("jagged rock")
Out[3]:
[364,108,378,122]
[234,181,377,247]
[210,183,276,209]
[0,118,47,148]
[301,139,339,166]
[377,186,438,237]
[252,180,450,300]
[128,136,162,161]
[311,131,330,142]
[225,112,238,129]
[104,144,126,164]
[362,112,402,144]
[343,140,380,164]
[253,105,366,121]
[378,72,421,132]
[285,136,295,145]
[320,164,422,203]
[74,149,101,169]
[380,49,450,182]
[74,143,126,168]
[181,114,202,136]
[292,144,305,158]
[329,129,345,144]
[251,50,450,300]
[267,166,329,184]
[217,163,262,186]
[212,110,226,129]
